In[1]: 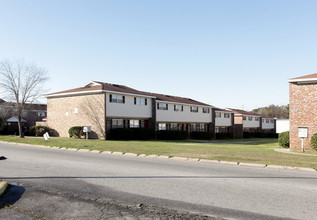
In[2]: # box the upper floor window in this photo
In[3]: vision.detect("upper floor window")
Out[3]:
[203,108,210,113]
[248,117,253,121]
[174,105,183,112]
[216,112,221,118]
[224,113,230,118]
[157,103,168,110]
[243,116,246,120]
[134,97,147,106]
[255,117,259,121]
[266,119,269,123]
[190,106,198,113]
[110,94,125,103]
[129,119,139,128]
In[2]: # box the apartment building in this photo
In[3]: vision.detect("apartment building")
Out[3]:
[46,81,214,139]
[214,108,235,136]
[289,73,317,150]
[226,108,275,137]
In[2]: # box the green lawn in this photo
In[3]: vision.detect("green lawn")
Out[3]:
[1,135,316,169]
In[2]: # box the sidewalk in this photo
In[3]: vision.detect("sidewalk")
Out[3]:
[274,148,317,157]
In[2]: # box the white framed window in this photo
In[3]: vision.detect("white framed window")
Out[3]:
[216,112,221,117]
[243,116,246,120]
[190,106,198,113]
[203,108,210,113]
[134,97,147,106]
[129,120,139,128]
[110,94,125,103]
[65,112,69,116]
[255,117,259,121]
[224,113,230,118]
[112,119,124,129]
[74,108,78,114]
[174,105,183,112]
[248,117,253,121]
[157,103,168,110]
[170,123,179,130]
[158,123,166,130]
[266,119,269,123]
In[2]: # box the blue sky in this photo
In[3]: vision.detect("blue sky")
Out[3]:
[1,0,317,110]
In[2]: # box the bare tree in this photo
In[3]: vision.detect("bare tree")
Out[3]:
[81,95,106,139]
[0,59,48,137]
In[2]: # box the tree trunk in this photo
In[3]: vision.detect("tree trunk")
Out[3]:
[18,113,24,138]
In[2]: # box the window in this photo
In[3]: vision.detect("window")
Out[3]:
[216,112,221,118]
[157,103,168,110]
[134,97,147,106]
[110,94,125,103]
[74,108,78,114]
[38,112,46,117]
[270,120,274,123]
[266,119,269,123]
[255,117,259,121]
[191,124,205,132]
[224,113,230,118]
[112,119,124,129]
[243,116,246,120]
[190,106,198,112]
[170,123,179,130]
[248,117,253,121]
[199,124,205,131]
[174,105,183,112]
[203,108,210,113]
[129,120,139,128]
[216,127,227,133]
[158,123,166,130]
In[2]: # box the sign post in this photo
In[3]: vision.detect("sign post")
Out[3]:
[298,127,308,152]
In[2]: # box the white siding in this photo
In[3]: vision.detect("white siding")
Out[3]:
[215,112,232,126]
[276,119,289,133]
[262,119,275,129]
[243,116,260,128]
[156,103,212,123]
[106,93,152,118]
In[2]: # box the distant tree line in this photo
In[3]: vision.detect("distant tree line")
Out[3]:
[253,104,289,119]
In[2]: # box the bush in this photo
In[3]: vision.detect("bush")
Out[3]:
[310,133,317,151]
[131,128,155,140]
[191,131,212,140]
[215,132,233,139]
[157,130,188,140]
[109,128,134,140]
[68,126,84,138]
[29,125,49,136]
[278,131,289,148]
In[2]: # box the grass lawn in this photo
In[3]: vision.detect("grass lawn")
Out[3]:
[0,135,316,169]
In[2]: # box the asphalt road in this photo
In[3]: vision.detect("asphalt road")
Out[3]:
[1,142,317,220]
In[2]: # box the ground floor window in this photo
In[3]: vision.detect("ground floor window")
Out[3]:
[215,127,228,133]
[170,123,179,130]
[112,119,124,129]
[191,123,206,132]
[158,123,166,130]
[129,119,140,128]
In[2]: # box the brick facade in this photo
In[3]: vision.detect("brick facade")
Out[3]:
[47,93,106,138]
[289,82,317,150]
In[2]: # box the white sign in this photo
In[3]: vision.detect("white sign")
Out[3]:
[43,132,50,141]
[298,127,308,138]
[83,126,91,132]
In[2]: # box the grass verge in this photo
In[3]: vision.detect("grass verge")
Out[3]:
[0,135,316,169]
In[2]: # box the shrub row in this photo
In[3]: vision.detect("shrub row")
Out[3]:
[157,130,188,140]
[243,132,278,139]
[215,132,233,139]
[28,125,50,136]
[68,126,84,138]
[191,131,212,140]
[109,128,155,140]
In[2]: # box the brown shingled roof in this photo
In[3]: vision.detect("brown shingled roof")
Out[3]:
[289,73,317,82]
[227,108,262,116]
[46,81,211,107]
[214,107,233,113]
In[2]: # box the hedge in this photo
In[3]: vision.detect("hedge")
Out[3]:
[109,128,134,140]
[157,130,188,140]
[310,133,317,151]
[278,131,289,148]
[215,132,233,139]
[68,126,84,138]
[29,125,49,136]
[191,131,212,140]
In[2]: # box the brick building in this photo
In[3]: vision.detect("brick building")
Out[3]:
[289,73,317,150]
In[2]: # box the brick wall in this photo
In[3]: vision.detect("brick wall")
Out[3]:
[289,83,317,150]
[47,93,106,138]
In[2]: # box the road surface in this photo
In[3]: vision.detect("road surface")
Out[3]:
[1,142,316,219]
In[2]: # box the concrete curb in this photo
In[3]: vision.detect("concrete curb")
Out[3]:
[0,181,8,196]
[1,141,316,173]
